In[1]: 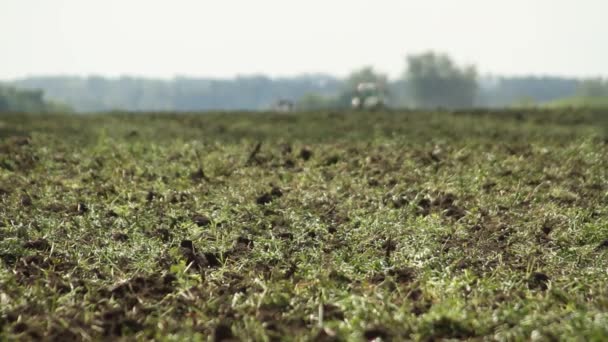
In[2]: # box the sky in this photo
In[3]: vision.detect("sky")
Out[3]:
[1,0,606,80]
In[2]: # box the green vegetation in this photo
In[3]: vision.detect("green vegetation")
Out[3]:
[1,109,608,340]
[477,77,579,108]
[0,85,71,113]
[296,93,338,111]
[12,76,342,112]
[9,54,593,112]
[577,79,608,98]
[405,52,477,108]
[546,79,608,109]
[298,54,478,111]
[546,96,608,109]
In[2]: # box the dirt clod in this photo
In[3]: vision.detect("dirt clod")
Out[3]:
[324,155,339,166]
[280,143,292,155]
[299,147,312,161]
[270,186,283,197]
[284,159,295,168]
[152,228,171,242]
[234,236,254,250]
[146,191,157,202]
[193,215,212,227]
[256,193,273,205]
[322,304,344,321]
[257,187,282,205]
[390,195,408,209]
[363,327,390,341]
[213,323,234,341]
[388,267,416,284]
[112,232,129,242]
[20,194,33,207]
[76,202,88,214]
[190,168,209,182]
[179,240,222,269]
[595,240,608,251]
[541,223,553,235]
[528,272,550,291]
[180,240,194,250]
[22,238,50,251]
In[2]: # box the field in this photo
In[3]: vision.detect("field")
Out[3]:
[1,109,608,341]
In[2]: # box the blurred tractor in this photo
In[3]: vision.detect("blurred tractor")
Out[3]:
[272,99,295,113]
[351,82,387,110]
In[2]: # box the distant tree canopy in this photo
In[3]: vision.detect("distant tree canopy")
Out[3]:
[576,79,608,98]
[404,52,477,109]
[12,75,342,112]
[543,78,608,109]
[0,85,71,113]
[343,67,388,90]
[477,76,579,107]
[7,58,602,112]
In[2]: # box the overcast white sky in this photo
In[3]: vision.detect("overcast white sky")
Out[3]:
[1,0,606,80]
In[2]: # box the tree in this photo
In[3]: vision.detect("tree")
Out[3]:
[0,94,8,111]
[344,67,388,90]
[576,79,608,98]
[404,52,477,109]
[0,85,71,113]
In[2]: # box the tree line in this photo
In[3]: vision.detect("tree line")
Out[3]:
[4,51,606,112]
[297,52,588,110]
[10,75,342,112]
[0,84,71,113]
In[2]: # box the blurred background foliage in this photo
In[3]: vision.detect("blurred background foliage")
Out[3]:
[0,84,72,113]
[2,51,608,113]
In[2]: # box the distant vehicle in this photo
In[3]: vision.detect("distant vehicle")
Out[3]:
[351,82,386,110]
[273,99,295,113]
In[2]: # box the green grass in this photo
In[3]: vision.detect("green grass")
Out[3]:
[1,109,608,341]
[545,96,608,109]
